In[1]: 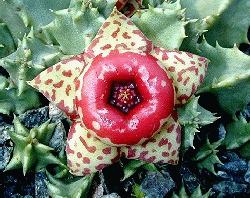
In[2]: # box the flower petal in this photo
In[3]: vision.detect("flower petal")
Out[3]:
[151,47,209,105]
[121,115,181,164]
[66,120,120,176]
[84,7,153,61]
[28,54,86,118]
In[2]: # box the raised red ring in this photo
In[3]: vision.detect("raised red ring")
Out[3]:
[75,51,175,145]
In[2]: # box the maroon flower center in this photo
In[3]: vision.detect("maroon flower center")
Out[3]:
[109,81,141,113]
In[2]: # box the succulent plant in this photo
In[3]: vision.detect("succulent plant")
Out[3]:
[46,170,94,198]
[193,138,223,175]
[28,7,209,175]
[223,115,250,160]
[172,184,211,198]
[5,116,67,175]
[177,96,218,151]
[122,159,157,181]
[0,0,249,197]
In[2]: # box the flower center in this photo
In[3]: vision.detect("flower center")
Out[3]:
[109,81,141,113]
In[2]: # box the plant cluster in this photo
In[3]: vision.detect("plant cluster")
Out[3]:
[0,0,249,197]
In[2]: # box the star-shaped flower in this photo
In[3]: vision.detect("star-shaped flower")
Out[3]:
[28,8,208,176]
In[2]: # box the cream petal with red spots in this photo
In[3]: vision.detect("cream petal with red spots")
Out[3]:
[84,7,153,61]
[151,47,209,105]
[28,54,86,118]
[66,120,120,176]
[121,115,181,164]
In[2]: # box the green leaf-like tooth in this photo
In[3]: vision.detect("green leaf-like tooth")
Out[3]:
[0,29,63,96]
[46,170,95,198]
[193,139,223,174]
[0,0,28,43]
[204,0,250,47]
[4,148,22,171]
[22,143,33,175]
[178,97,218,151]
[38,0,115,55]
[223,116,250,149]
[172,183,211,198]
[0,23,16,58]
[36,119,56,144]
[5,117,66,175]
[132,0,187,49]
[122,160,147,181]
[196,40,250,115]
[223,115,250,160]
[0,87,41,115]
[13,115,29,136]
[132,183,145,198]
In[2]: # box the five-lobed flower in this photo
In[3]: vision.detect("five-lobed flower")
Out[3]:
[28,8,208,176]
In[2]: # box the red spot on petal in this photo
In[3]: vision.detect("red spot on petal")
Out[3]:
[102,147,111,155]
[186,52,193,58]
[51,89,56,101]
[167,124,175,133]
[83,168,91,174]
[158,138,168,147]
[103,22,110,29]
[168,159,175,164]
[56,64,61,71]
[34,75,41,84]
[174,55,185,65]
[168,142,172,150]
[77,152,82,158]
[62,70,72,77]
[183,77,190,86]
[53,80,64,88]
[47,67,53,73]
[75,79,80,90]
[122,32,131,39]
[97,156,103,160]
[101,44,112,50]
[79,136,96,153]
[57,100,70,113]
[139,151,148,160]
[191,83,196,94]
[171,150,176,156]
[177,94,189,103]
[127,147,136,158]
[113,20,121,26]
[176,125,181,144]
[199,74,204,83]
[45,79,53,85]
[162,52,169,60]
[83,157,90,164]
[162,152,169,157]
[65,84,71,96]
[147,156,156,163]
[115,43,129,50]
[168,66,175,72]
[66,145,75,154]
[87,133,91,138]
[67,160,72,167]
[127,20,133,25]
[198,57,206,61]
[111,27,120,38]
